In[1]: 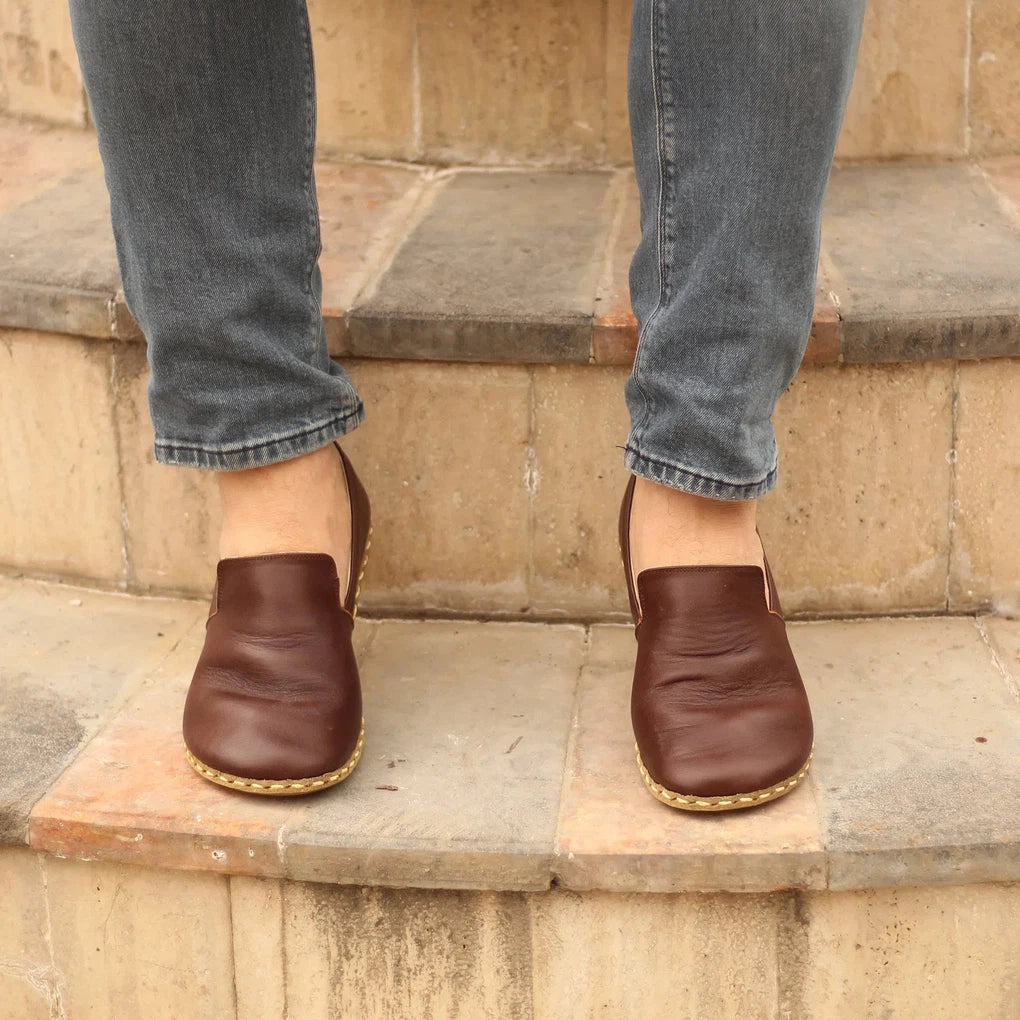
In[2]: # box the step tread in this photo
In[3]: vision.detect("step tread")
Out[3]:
[5,575,1018,894]
[2,119,1020,365]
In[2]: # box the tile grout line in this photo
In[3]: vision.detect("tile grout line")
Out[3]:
[590,168,632,364]
[974,616,1020,702]
[225,877,241,1020]
[35,854,68,1020]
[548,624,592,886]
[342,167,444,316]
[524,368,539,602]
[963,0,974,156]
[107,344,133,591]
[944,361,961,611]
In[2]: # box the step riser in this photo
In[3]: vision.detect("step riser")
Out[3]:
[2,1,1018,163]
[2,847,1015,1020]
[1,329,1016,618]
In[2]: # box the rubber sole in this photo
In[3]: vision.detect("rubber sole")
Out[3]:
[636,744,813,812]
[185,723,365,796]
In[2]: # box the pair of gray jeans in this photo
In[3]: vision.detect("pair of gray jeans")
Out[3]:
[70,0,863,498]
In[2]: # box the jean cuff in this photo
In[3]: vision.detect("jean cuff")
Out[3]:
[624,445,776,501]
[154,405,365,470]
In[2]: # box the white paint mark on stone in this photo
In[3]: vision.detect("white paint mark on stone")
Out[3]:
[211,850,226,862]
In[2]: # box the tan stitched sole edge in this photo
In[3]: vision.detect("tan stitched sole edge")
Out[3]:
[636,744,813,812]
[185,722,364,796]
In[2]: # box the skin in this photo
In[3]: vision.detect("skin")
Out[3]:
[216,446,762,599]
[217,443,353,592]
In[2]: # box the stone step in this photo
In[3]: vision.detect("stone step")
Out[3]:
[1,576,1018,1017]
[1,120,1019,619]
[2,1,1017,166]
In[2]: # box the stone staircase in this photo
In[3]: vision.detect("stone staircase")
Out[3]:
[2,1,1020,1016]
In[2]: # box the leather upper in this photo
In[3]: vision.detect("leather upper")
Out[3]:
[182,445,370,781]
[619,474,813,798]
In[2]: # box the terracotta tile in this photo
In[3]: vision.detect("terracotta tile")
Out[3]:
[531,889,784,1019]
[530,365,632,618]
[554,625,826,893]
[28,613,312,877]
[416,0,605,165]
[42,856,236,1019]
[0,847,57,1018]
[315,161,427,355]
[1,577,201,842]
[282,619,583,890]
[837,0,967,159]
[762,362,954,615]
[349,171,613,364]
[0,331,124,582]
[823,164,1020,363]
[112,344,221,595]
[0,0,87,125]
[342,360,533,614]
[969,0,1020,157]
[0,119,98,215]
[794,618,1020,890]
[307,0,416,160]
[796,884,1020,1017]
[950,358,1020,613]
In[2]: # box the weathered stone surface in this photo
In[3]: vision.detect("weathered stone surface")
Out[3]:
[531,889,784,1019]
[342,360,533,615]
[837,0,967,159]
[0,120,98,215]
[315,161,427,354]
[348,171,614,363]
[230,876,287,1020]
[981,616,1020,699]
[284,883,533,1019]
[791,884,1020,1018]
[0,0,87,125]
[0,331,125,583]
[762,362,954,615]
[308,0,417,160]
[792,617,1020,889]
[42,855,236,1019]
[950,358,1020,613]
[530,365,631,618]
[0,846,57,1019]
[111,344,221,595]
[970,0,1020,157]
[554,626,826,893]
[983,155,1020,225]
[824,164,1020,363]
[283,620,583,890]
[0,584,198,842]
[0,168,118,338]
[603,0,632,165]
[415,0,605,166]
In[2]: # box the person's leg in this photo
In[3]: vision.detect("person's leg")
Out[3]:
[621,0,864,811]
[625,0,864,577]
[69,0,361,574]
[70,0,369,794]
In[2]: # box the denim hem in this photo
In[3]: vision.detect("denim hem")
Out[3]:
[624,445,777,501]
[154,405,364,471]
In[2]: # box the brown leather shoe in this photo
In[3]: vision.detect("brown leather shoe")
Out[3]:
[619,475,813,811]
[182,443,371,796]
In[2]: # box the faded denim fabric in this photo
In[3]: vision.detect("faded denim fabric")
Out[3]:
[625,0,864,498]
[71,0,863,492]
